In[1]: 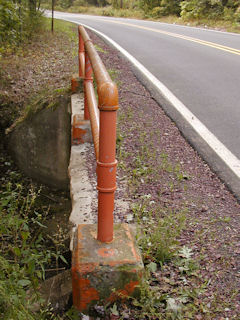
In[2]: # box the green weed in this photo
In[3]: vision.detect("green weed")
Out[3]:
[0,182,67,319]
[94,44,106,53]
[138,210,186,264]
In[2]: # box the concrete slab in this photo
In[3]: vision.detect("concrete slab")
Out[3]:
[71,93,84,115]
[69,143,97,250]
[72,224,144,315]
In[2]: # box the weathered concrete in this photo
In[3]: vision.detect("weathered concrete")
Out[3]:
[69,143,97,251]
[8,95,71,189]
[72,224,144,315]
[71,93,92,145]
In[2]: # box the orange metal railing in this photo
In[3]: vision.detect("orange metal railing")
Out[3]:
[78,25,118,243]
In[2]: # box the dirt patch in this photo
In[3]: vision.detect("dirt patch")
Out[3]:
[0,21,77,130]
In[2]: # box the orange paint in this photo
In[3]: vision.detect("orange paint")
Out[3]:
[71,77,79,93]
[77,225,84,241]
[79,263,98,274]
[72,27,143,314]
[78,30,85,78]
[72,115,87,145]
[84,52,92,120]
[124,225,141,262]
[108,281,139,302]
[78,278,99,311]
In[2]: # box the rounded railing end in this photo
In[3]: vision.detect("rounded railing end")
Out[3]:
[98,81,118,111]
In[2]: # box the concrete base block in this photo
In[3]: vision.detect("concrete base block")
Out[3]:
[72,114,92,145]
[71,94,92,145]
[72,224,143,314]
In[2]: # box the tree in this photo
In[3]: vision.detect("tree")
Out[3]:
[139,0,181,16]
[0,0,43,50]
[180,0,224,20]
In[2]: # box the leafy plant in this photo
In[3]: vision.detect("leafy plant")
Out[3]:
[0,0,44,51]
[0,182,60,318]
[133,198,186,264]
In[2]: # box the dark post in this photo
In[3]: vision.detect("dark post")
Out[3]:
[51,0,55,33]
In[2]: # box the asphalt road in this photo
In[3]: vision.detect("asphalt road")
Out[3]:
[48,11,240,199]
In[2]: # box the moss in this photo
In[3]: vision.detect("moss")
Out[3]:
[6,87,71,134]
[116,264,141,273]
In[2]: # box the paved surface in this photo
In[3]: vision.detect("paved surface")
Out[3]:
[47,11,240,198]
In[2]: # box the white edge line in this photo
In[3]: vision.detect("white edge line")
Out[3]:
[51,14,240,179]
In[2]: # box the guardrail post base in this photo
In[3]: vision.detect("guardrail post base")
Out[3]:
[71,74,84,93]
[72,224,144,315]
[71,94,92,145]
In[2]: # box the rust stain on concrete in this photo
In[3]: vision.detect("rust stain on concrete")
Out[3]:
[78,278,99,311]
[124,224,141,262]
[108,280,139,302]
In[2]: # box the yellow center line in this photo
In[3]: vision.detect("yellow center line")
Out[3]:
[102,19,240,56]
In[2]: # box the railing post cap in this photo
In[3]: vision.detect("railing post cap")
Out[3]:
[98,82,118,111]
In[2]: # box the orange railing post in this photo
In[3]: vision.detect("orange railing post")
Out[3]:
[97,83,118,243]
[84,52,92,120]
[77,25,118,243]
[78,29,85,78]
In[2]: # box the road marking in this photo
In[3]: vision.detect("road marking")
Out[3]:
[100,19,240,56]
[78,23,240,180]
[49,11,240,179]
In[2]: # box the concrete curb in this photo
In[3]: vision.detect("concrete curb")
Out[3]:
[68,93,97,250]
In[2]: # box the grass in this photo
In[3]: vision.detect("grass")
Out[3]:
[0,16,77,134]
[0,181,56,319]
[0,172,75,319]
[134,200,187,264]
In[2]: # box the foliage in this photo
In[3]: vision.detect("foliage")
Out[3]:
[140,0,181,16]
[0,182,49,318]
[0,0,22,46]
[180,0,223,20]
[132,198,186,264]
[45,0,240,25]
[180,0,240,20]
[0,171,71,319]
[0,17,81,318]
[0,0,43,51]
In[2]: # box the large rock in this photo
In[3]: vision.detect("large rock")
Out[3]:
[8,95,71,189]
